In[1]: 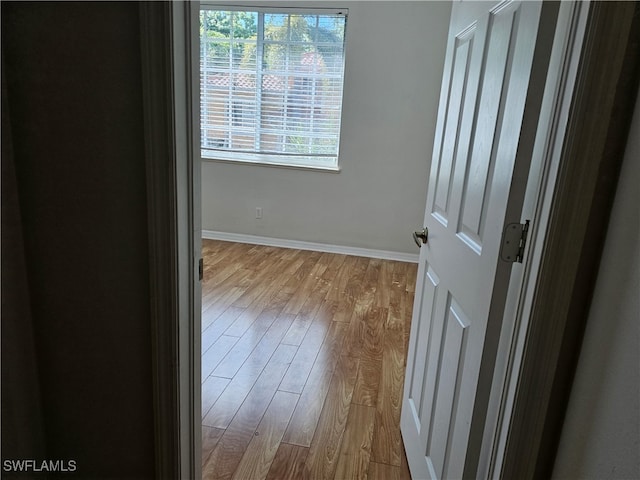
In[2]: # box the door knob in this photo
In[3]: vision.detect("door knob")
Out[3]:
[413,227,429,247]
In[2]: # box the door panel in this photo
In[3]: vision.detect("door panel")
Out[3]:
[401,2,554,478]
[429,296,471,477]
[456,5,524,254]
[407,266,439,425]
[432,29,475,227]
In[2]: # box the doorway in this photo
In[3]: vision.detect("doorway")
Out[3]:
[140,1,640,478]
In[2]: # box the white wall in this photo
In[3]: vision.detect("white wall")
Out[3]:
[201,1,452,254]
[552,91,640,479]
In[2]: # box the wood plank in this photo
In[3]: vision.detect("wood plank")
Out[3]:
[283,253,330,315]
[265,443,309,480]
[282,321,348,446]
[401,447,412,479]
[213,309,294,379]
[202,426,225,468]
[281,271,334,346]
[279,323,328,393]
[352,306,387,406]
[201,306,245,349]
[404,262,417,362]
[204,266,256,297]
[241,245,280,271]
[279,250,324,297]
[368,461,411,480]
[341,259,381,358]
[224,259,298,337]
[202,427,249,480]
[226,313,296,381]
[202,345,298,480]
[201,241,248,282]
[201,252,244,290]
[230,248,300,309]
[202,335,240,382]
[211,310,280,379]
[302,255,342,313]
[303,355,360,480]
[405,262,418,293]
[202,240,246,265]
[313,298,338,326]
[390,260,408,299]
[202,286,249,331]
[223,305,270,338]
[201,238,227,251]
[329,256,369,323]
[387,262,407,330]
[202,243,260,287]
[202,373,258,430]
[231,391,300,480]
[202,375,231,419]
[203,332,297,429]
[324,255,357,304]
[371,315,406,465]
[373,258,390,309]
[341,302,368,358]
[281,315,313,347]
[403,290,415,366]
[321,253,347,280]
[333,403,376,480]
[352,353,382,407]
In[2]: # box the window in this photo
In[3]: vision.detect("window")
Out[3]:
[200,6,347,170]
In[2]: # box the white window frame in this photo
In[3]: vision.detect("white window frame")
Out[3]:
[199,4,348,172]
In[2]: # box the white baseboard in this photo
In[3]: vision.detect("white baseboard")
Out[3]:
[201,230,419,263]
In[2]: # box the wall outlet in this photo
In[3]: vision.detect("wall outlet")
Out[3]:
[255,207,263,219]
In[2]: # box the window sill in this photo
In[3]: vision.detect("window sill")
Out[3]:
[200,151,341,173]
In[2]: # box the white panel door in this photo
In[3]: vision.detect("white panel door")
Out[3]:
[401,2,555,478]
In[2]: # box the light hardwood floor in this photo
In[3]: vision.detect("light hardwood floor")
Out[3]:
[200,239,418,480]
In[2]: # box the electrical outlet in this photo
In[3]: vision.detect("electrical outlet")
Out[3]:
[255,207,263,219]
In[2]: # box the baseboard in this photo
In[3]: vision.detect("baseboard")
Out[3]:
[201,230,419,263]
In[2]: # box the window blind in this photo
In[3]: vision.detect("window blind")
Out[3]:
[200,8,347,169]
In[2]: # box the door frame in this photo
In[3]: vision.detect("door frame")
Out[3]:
[140,1,639,478]
[495,2,639,478]
[139,2,201,479]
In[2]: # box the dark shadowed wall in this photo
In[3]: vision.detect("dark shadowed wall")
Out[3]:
[2,2,155,478]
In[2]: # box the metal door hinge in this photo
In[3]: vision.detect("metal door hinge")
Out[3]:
[500,220,530,263]
[198,258,203,281]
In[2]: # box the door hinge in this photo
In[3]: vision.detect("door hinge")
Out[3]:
[500,220,530,263]
[198,258,203,281]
